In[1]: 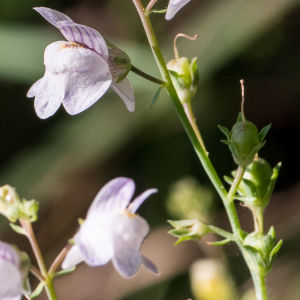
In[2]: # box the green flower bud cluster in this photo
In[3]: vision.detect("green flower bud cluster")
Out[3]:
[243,227,282,273]
[0,185,39,223]
[168,219,211,245]
[167,56,199,104]
[219,114,271,167]
[225,158,281,209]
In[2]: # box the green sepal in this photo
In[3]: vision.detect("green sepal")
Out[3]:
[168,228,191,237]
[190,57,199,87]
[234,195,257,203]
[269,240,282,262]
[54,266,76,277]
[244,245,266,268]
[224,176,234,186]
[263,162,281,201]
[168,70,186,89]
[236,112,243,122]
[78,218,84,225]
[30,282,44,299]
[259,124,271,142]
[221,140,234,147]
[208,238,231,246]
[10,223,27,236]
[174,236,195,245]
[148,86,163,109]
[268,226,275,239]
[242,178,258,198]
[218,125,231,140]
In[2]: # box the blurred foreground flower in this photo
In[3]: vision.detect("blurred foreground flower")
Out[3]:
[190,259,238,300]
[27,7,134,119]
[166,0,191,20]
[0,241,30,300]
[62,177,159,277]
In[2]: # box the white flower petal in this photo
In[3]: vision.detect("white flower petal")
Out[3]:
[27,78,42,98]
[112,214,149,277]
[111,78,135,112]
[34,7,108,60]
[33,70,65,119]
[0,243,22,299]
[75,214,114,266]
[165,0,191,20]
[141,255,159,275]
[128,188,158,214]
[61,245,85,270]
[87,178,135,216]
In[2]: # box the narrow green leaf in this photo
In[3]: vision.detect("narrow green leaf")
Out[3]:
[10,223,27,236]
[270,239,283,260]
[54,266,76,277]
[208,238,231,246]
[30,282,44,299]
[224,175,234,185]
[148,86,163,109]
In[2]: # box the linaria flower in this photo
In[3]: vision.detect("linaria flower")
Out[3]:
[27,7,134,119]
[62,177,159,277]
[0,241,30,300]
[166,0,191,20]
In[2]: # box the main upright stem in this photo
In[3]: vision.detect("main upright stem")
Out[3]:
[131,1,268,298]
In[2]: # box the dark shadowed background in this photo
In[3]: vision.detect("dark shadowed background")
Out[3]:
[1,0,300,299]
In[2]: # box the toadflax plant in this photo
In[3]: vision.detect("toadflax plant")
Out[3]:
[0,1,285,300]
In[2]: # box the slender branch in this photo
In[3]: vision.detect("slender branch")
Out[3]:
[49,244,72,276]
[146,0,158,12]
[131,65,166,85]
[30,265,44,282]
[20,220,58,300]
[207,225,235,240]
[183,101,207,153]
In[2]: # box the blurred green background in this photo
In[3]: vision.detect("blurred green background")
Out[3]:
[1,0,300,299]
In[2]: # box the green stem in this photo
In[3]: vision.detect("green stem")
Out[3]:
[131,1,268,298]
[183,101,207,153]
[131,65,165,85]
[20,220,58,300]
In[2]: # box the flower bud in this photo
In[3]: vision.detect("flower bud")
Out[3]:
[167,56,198,104]
[168,219,211,244]
[0,185,21,222]
[219,117,271,167]
[0,241,31,300]
[0,185,39,223]
[225,159,281,209]
[243,228,282,273]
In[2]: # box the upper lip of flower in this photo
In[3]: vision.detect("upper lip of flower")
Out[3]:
[61,177,159,278]
[27,7,135,119]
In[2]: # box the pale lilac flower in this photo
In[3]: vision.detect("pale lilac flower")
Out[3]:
[27,7,134,119]
[0,241,30,300]
[62,177,159,277]
[166,0,191,20]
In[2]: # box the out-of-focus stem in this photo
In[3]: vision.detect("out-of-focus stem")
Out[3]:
[49,244,72,276]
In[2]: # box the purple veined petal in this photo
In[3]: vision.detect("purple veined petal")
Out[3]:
[165,0,191,20]
[34,7,73,27]
[34,7,109,60]
[61,245,85,270]
[128,188,158,214]
[57,21,109,60]
[111,78,135,112]
[27,78,42,98]
[1,296,22,300]
[87,178,135,215]
[141,255,159,275]
[62,52,112,115]
[33,70,66,119]
[112,214,149,277]
[75,213,114,267]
